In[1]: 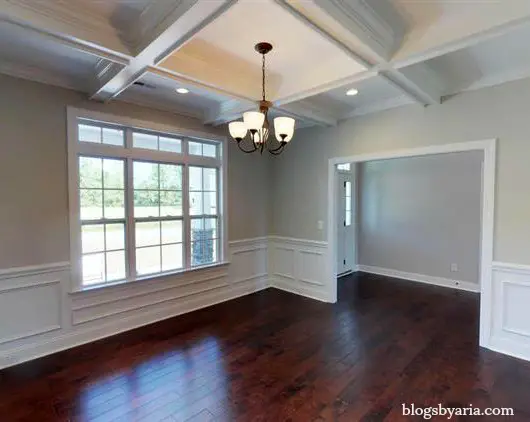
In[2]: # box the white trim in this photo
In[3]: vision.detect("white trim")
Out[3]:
[67,107,228,292]
[327,139,496,350]
[357,265,480,293]
[0,261,70,280]
[492,261,530,274]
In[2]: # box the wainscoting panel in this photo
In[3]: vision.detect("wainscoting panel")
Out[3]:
[489,262,530,361]
[269,236,331,302]
[0,238,269,369]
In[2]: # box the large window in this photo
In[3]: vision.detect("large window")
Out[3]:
[68,110,225,289]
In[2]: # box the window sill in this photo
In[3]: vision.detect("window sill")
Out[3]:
[70,260,231,294]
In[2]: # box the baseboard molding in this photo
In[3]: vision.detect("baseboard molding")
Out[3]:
[357,265,480,293]
[488,335,530,363]
[0,279,269,370]
[271,278,330,303]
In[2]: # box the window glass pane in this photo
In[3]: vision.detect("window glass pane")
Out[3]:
[104,190,125,219]
[205,218,217,239]
[191,218,203,233]
[79,157,102,189]
[189,192,203,215]
[79,124,101,143]
[337,163,351,171]
[189,167,202,191]
[103,159,124,189]
[203,192,217,215]
[102,128,124,146]
[136,221,160,247]
[345,212,351,226]
[82,253,105,285]
[162,244,183,271]
[136,246,161,275]
[191,240,215,266]
[345,181,351,197]
[191,241,204,266]
[202,143,217,158]
[203,168,217,191]
[133,132,158,150]
[160,191,182,216]
[161,220,182,244]
[106,251,126,281]
[159,137,181,153]
[82,224,104,254]
[160,164,181,190]
[188,141,202,156]
[105,223,125,250]
[80,189,102,220]
[134,162,159,189]
[134,191,159,218]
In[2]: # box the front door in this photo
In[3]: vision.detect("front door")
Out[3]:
[337,170,355,275]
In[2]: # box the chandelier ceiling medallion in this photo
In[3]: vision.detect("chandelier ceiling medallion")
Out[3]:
[228,42,295,155]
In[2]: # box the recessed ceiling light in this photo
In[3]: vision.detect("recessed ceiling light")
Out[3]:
[176,88,189,94]
[346,88,358,96]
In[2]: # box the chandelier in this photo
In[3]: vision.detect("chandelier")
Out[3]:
[228,42,295,155]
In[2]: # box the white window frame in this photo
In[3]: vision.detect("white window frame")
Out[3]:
[67,107,229,292]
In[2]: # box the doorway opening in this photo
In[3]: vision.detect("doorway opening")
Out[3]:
[327,140,496,348]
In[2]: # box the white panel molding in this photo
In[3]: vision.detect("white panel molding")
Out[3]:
[269,236,331,302]
[490,262,530,362]
[357,265,480,293]
[0,267,65,346]
[0,261,70,280]
[0,238,269,369]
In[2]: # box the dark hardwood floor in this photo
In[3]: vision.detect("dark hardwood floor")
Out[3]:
[1,272,530,421]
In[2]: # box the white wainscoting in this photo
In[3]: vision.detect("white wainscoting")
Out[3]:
[0,238,268,370]
[269,236,331,302]
[489,262,530,362]
[356,265,480,293]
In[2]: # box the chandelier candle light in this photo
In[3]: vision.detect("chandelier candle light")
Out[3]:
[228,42,295,155]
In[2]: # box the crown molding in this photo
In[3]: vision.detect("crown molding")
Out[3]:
[0,60,87,92]
[312,0,406,61]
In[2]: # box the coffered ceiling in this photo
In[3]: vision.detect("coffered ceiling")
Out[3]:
[1,0,530,130]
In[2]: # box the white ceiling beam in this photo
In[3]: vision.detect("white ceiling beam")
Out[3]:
[277,102,337,127]
[90,0,237,102]
[392,15,530,70]
[380,68,441,106]
[311,0,407,62]
[0,16,130,66]
[273,0,372,68]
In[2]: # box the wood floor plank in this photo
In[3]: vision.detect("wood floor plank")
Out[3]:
[1,272,529,421]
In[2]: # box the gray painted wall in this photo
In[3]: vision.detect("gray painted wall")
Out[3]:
[0,74,270,269]
[271,77,530,266]
[357,152,482,284]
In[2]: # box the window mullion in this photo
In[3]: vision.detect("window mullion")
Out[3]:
[125,129,136,281]
[183,164,191,269]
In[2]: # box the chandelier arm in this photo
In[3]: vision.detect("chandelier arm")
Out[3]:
[236,138,258,154]
[267,142,287,155]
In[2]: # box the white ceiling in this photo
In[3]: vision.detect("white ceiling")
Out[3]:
[1,0,530,129]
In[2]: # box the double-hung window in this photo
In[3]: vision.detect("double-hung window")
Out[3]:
[68,109,226,290]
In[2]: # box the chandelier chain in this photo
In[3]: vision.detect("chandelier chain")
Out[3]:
[262,53,266,101]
